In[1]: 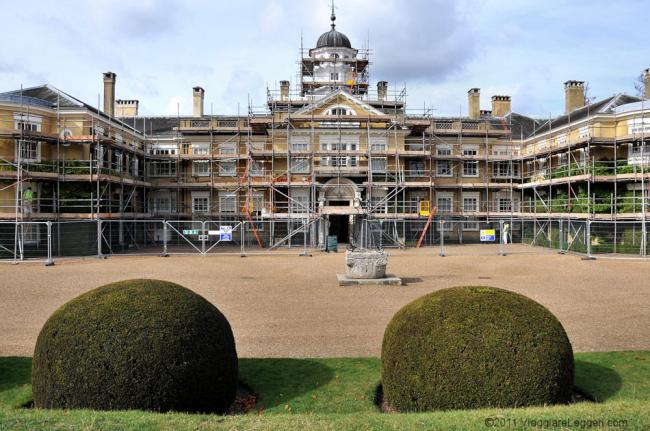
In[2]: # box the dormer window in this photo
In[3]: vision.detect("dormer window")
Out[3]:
[330,53,339,59]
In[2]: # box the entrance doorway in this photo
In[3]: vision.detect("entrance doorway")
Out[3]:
[329,215,350,243]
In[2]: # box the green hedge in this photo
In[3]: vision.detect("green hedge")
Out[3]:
[381,286,574,411]
[32,279,238,413]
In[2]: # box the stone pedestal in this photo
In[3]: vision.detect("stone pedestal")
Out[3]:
[345,249,387,279]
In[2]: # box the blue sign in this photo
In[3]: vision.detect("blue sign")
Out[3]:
[220,226,233,242]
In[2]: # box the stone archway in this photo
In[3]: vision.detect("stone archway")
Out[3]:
[320,177,360,207]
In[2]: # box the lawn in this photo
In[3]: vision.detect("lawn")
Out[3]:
[1,352,649,430]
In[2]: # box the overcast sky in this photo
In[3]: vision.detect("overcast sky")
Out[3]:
[1,0,647,118]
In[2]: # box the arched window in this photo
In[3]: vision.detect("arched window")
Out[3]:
[329,107,348,116]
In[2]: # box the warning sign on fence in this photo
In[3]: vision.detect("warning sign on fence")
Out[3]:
[220,226,233,241]
[480,229,496,242]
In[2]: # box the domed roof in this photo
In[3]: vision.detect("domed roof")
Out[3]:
[316,29,351,49]
[316,6,351,49]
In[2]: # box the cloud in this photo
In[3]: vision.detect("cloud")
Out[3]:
[330,0,478,84]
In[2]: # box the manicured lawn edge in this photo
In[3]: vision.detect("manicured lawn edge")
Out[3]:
[0,352,649,431]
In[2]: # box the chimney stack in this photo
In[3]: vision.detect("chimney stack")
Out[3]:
[468,88,480,119]
[103,72,116,117]
[377,81,388,101]
[192,86,204,118]
[280,81,290,101]
[491,95,511,117]
[564,80,585,114]
[115,99,139,117]
[644,69,650,99]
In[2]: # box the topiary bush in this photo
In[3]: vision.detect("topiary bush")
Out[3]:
[32,279,238,413]
[381,286,574,411]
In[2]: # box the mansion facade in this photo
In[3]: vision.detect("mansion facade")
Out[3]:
[1,11,650,247]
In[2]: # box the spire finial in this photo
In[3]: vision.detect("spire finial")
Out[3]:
[330,0,336,29]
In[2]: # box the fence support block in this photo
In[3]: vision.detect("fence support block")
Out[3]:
[45,221,54,266]
[240,221,246,258]
[162,220,169,257]
[498,220,506,256]
[582,219,596,260]
[96,219,104,259]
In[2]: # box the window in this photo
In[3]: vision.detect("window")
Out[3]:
[436,160,452,177]
[251,161,265,177]
[436,195,453,213]
[155,196,171,212]
[369,137,388,152]
[330,72,339,81]
[462,193,479,212]
[13,113,42,132]
[219,143,237,155]
[370,157,387,173]
[370,196,388,213]
[462,145,478,156]
[15,122,38,131]
[320,135,358,151]
[323,156,357,167]
[291,157,310,173]
[462,221,479,231]
[18,141,40,162]
[219,193,236,213]
[152,192,175,213]
[192,160,210,176]
[150,144,176,155]
[492,145,510,156]
[192,143,210,156]
[114,151,122,172]
[436,145,452,156]
[290,189,310,213]
[493,161,519,178]
[192,192,210,214]
[463,160,478,177]
[289,136,310,152]
[245,193,265,213]
[408,160,425,176]
[219,160,237,176]
[149,161,177,177]
[327,107,354,116]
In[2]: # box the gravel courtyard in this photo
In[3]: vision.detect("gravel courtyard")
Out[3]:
[1,245,649,357]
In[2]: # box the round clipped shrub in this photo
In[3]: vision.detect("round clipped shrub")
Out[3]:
[32,279,238,413]
[381,286,573,411]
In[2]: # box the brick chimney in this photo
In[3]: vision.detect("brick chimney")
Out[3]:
[468,88,480,119]
[115,99,139,117]
[103,72,116,117]
[564,80,585,114]
[280,81,290,101]
[192,86,204,118]
[377,81,388,101]
[644,69,650,99]
[491,95,511,117]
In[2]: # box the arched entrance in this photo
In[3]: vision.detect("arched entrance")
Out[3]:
[319,178,361,245]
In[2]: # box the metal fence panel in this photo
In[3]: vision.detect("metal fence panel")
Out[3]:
[2,217,650,263]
